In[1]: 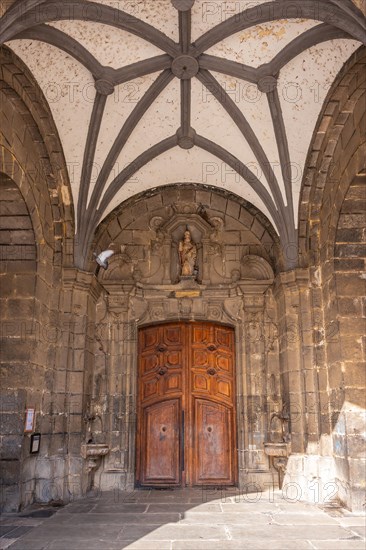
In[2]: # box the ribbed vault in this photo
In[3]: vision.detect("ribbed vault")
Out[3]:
[1,0,365,269]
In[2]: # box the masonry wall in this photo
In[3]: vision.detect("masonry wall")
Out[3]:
[293,46,366,511]
[0,46,74,511]
[0,174,37,510]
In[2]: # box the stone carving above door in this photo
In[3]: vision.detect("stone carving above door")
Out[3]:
[97,187,278,291]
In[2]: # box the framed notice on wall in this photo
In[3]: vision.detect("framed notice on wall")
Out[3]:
[30,433,41,454]
[24,408,35,432]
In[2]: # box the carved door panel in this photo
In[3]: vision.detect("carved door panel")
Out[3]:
[137,323,236,487]
[193,400,234,484]
[141,399,181,485]
[137,324,185,486]
[189,324,236,485]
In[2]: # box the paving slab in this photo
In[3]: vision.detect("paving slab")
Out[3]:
[172,541,314,549]
[122,541,172,549]
[349,526,366,537]
[47,512,181,525]
[119,523,227,541]
[310,541,366,550]
[271,512,340,524]
[1,488,364,550]
[180,511,271,524]
[227,524,354,540]
[338,517,366,526]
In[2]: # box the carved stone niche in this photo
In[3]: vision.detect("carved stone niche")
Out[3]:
[159,213,213,285]
[241,254,274,281]
[238,255,274,313]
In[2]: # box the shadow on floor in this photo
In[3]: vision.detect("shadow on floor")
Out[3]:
[0,487,365,550]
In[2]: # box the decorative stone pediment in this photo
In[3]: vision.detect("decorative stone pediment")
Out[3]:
[103,249,135,281]
[240,255,274,281]
[161,212,213,240]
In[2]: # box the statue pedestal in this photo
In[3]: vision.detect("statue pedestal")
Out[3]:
[179,276,198,287]
[174,276,201,297]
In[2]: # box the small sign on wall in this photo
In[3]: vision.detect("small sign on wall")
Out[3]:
[24,408,35,432]
[30,433,41,454]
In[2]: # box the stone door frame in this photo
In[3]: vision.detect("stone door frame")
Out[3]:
[99,278,275,492]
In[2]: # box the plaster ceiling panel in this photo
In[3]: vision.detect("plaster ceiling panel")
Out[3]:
[93,0,179,41]
[205,19,319,67]
[48,21,164,69]
[191,77,273,196]
[191,0,276,42]
[208,71,287,202]
[278,38,360,217]
[8,39,94,213]
[103,77,180,190]
[91,72,160,198]
[101,146,276,229]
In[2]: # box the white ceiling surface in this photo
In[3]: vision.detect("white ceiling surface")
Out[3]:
[6,1,361,235]
[49,21,165,68]
[206,19,320,66]
[92,0,179,41]
[90,72,162,204]
[104,145,277,227]
[191,0,276,41]
[9,39,95,202]
[193,72,286,199]
[278,39,360,200]
[102,77,181,194]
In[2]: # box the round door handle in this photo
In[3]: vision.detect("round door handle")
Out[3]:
[156,344,167,352]
[158,367,167,376]
[207,368,216,376]
[207,345,217,352]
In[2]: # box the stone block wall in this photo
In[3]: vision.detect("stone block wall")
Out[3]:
[0,173,37,510]
[0,46,74,511]
[332,173,366,510]
[295,46,366,511]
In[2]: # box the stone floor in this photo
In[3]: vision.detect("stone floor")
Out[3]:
[0,488,365,550]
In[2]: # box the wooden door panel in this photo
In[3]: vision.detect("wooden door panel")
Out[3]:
[141,352,159,375]
[215,379,232,400]
[163,372,182,394]
[164,325,184,345]
[142,378,159,400]
[141,399,181,485]
[193,399,234,484]
[137,322,236,487]
[215,326,233,349]
[215,353,232,372]
[141,326,160,350]
[192,325,211,345]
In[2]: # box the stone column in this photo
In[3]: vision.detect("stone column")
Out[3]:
[239,282,274,488]
[273,271,306,454]
[99,284,138,491]
[61,269,102,498]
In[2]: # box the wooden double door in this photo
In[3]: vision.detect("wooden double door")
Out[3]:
[136,322,237,487]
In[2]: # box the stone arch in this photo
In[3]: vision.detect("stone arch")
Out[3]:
[84,183,284,492]
[296,45,366,512]
[0,45,74,511]
[90,183,283,276]
[298,45,366,268]
[0,44,74,266]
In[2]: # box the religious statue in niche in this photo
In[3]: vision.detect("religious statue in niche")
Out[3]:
[178,229,197,279]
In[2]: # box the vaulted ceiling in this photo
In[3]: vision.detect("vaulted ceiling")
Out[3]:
[1,0,365,268]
